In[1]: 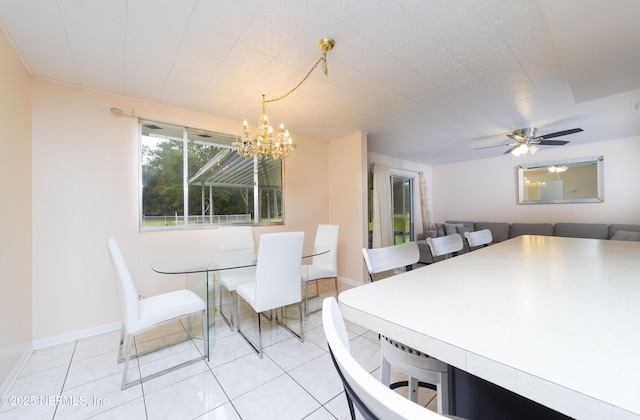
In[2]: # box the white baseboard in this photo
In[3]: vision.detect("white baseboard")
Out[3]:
[337,276,363,287]
[1,343,33,397]
[32,321,121,350]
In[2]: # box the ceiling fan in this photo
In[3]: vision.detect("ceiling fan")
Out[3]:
[477,127,583,156]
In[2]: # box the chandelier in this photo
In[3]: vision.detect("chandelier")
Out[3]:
[525,178,546,188]
[232,38,335,160]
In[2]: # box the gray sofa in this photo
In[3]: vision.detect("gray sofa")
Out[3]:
[417,221,640,264]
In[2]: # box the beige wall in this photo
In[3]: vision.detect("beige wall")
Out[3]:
[432,136,640,224]
[329,132,368,283]
[0,29,32,386]
[30,79,335,342]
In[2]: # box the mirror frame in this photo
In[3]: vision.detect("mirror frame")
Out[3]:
[517,156,604,204]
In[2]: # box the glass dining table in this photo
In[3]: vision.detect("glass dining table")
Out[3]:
[151,244,328,360]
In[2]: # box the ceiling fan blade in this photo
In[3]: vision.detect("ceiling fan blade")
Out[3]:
[503,145,520,155]
[537,140,569,146]
[474,143,513,150]
[539,128,583,139]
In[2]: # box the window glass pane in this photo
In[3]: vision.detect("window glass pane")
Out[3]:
[141,122,184,228]
[187,128,255,225]
[392,175,413,244]
[258,158,283,223]
[140,120,284,230]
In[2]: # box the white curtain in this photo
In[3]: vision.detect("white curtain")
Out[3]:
[419,171,432,236]
[372,163,393,248]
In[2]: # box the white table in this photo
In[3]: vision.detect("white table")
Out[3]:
[339,235,640,419]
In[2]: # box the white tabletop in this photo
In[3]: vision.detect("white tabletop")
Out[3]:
[339,235,640,419]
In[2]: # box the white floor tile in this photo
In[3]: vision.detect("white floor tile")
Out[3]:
[64,349,138,390]
[72,330,121,362]
[263,337,325,372]
[348,336,381,374]
[85,396,146,419]
[139,355,210,395]
[7,364,68,399]
[211,353,284,400]
[0,402,57,420]
[288,353,343,405]
[144,371,228,419]
[19,342,75,377]
[205,333,252,369]
[55,372,143,419]
[231,374,320,420]
[193,402,241,420]
[303,406,340,420]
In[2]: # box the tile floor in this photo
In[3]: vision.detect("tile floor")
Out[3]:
[0,280,438,419]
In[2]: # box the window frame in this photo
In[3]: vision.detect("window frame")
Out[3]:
[138,119,285,231]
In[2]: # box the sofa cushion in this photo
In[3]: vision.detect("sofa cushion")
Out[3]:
[553,223,608,239]
[474,222,510,243]
[444,223,464,235]
[509,223,554,238]
[610,230,640,241]
[609,224,640,239]
[446,220,474,230]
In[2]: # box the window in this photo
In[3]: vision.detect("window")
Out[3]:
[140,120,284,230]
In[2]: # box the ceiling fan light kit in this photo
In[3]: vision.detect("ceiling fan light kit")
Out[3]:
[476,126,584,156]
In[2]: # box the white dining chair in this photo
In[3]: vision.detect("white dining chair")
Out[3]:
[362,241,418,282]
[216,226,255,330]
[301,224,340,316]
[107,237,206,390]
[464,229,492,249]
[235,231,305,357]
[427,233,463,261]
[362,242,450,414]
[322,297,446,420]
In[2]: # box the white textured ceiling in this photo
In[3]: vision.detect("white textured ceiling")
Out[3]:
[1,0,640,165]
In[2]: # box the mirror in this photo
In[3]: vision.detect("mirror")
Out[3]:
[517,156,604,204]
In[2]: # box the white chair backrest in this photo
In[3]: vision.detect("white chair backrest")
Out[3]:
[311,224,340,273]
[426,234,463,258]
[464,229,492,247]
[322,298,443,420]
[107,238,140,333]
[254,232,304,312]
[362,241,419,276]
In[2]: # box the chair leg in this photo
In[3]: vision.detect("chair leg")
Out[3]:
[408,376,419,403]
[276,302,304,343]
[380,349,391,387]
[117,313,207,390]
[438,371,449,415]
[304,281,309,317]
[235,295,264,358]
[121,333,134,390]
[304,277,337,316]
[116,324,126,363]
